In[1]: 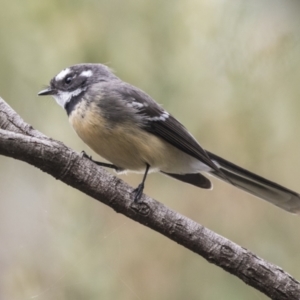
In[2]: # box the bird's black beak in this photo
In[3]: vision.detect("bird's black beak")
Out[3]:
[38,87,56,96]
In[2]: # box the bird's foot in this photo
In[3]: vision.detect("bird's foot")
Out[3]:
[133,183,144,203]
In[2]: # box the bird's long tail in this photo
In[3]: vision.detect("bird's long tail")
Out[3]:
[207,151,300,214]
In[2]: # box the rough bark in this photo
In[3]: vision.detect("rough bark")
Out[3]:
[0,97,299,299]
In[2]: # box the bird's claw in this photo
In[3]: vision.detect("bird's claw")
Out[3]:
[133,183,144,203]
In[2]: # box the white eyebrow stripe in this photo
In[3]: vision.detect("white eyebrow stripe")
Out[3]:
[81,70,93,77]
[55,68,71,81]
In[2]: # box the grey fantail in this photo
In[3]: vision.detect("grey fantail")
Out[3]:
[38,63,300,214]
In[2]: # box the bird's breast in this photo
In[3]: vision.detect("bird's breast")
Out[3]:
[68,101,156,171]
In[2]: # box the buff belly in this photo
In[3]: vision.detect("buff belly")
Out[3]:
[69,102,210,174]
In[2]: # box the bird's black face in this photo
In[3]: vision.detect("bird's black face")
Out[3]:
[38,63,117,108]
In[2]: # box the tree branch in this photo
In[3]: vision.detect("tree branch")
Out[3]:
[0,97,299,299]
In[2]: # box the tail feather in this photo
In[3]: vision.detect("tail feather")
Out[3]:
[162,172,212,189]
[207,151,300,214]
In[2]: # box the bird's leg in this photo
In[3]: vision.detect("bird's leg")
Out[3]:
[133,164,150,203]
[81,151,123,172]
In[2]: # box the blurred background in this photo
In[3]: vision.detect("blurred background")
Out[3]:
[1,0,300,299]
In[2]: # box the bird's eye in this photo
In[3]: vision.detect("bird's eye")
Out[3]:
[64,76,73,84]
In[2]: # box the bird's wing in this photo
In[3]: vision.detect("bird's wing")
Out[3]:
[116,84,222,174]
[145,114,221,173]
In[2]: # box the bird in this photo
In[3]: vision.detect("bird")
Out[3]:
[38,63,300,214]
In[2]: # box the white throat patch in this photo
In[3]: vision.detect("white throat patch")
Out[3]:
[52,88,83,108]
